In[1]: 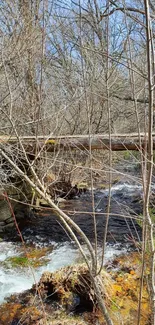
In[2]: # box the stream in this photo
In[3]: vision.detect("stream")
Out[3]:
[0,241,127,304]
[0,182,149,305]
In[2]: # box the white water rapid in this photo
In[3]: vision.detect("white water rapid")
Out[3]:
[0,240,126,304]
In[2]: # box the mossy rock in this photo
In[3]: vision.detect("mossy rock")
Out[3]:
[3,247,52,269]
[5,256,29,268]
[98,183,108,189]
[77,182,88,189]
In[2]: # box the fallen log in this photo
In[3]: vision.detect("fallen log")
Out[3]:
[0,133,155,151]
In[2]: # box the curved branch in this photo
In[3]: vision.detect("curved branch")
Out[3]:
[100,6,155,20]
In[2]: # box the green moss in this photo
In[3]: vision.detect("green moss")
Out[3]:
[123,151,131,160]
[149,207,155,223]
[45,139,57,144]
[135,215,143,228]
[4,255,49,268]
[111,299,119,311]
[132,151,140,159]
[137,208,155,228]
[5,256,29,268]
[3,247,51,269]
[98,183,107,189]
[77,182,88,189]
[123,150,140,161]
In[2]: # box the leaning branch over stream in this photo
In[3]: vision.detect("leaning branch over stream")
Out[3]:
[0,147,114,325]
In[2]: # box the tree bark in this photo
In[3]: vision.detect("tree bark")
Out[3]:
[1,133,155,151]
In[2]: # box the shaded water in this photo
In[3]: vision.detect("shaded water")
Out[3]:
[22,182,142,244]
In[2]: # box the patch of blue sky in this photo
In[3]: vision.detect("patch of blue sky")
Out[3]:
[32,0,149,78]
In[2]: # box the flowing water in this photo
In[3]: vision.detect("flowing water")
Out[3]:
[0,241,77,304]
[0,182,148,304]
[0,240,128,304]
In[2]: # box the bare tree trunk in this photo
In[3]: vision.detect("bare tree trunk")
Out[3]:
[141,1,155,324]
[99,0,112,273]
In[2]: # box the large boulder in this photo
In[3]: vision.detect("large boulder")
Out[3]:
[0,183,32,236]
[0,198,31,235]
